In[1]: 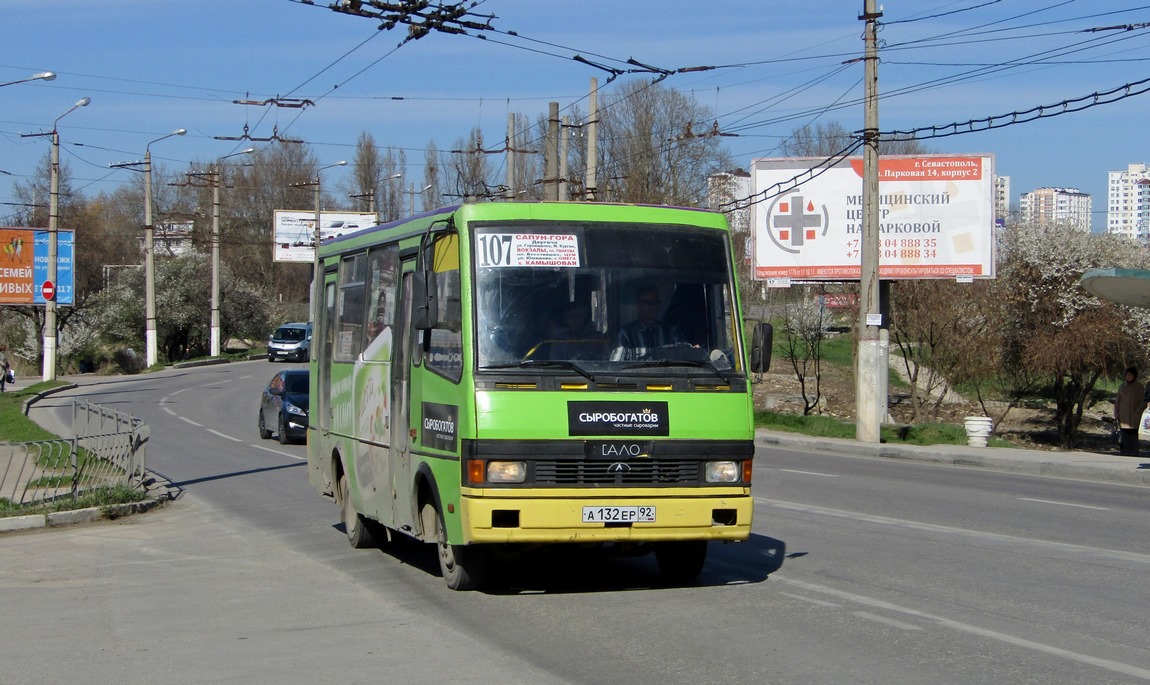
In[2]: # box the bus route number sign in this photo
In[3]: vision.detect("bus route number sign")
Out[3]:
[476,233,581,268]
[582,506,656,523]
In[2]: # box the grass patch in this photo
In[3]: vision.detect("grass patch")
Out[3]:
[754,410,1017,448]
[0,484,148,517]
[1,382,153,519]
[0,381,67,443]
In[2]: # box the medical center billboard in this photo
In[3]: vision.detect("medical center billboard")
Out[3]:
[751,154,995,281]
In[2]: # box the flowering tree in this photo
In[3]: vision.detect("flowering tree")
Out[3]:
[994,221,1150,447]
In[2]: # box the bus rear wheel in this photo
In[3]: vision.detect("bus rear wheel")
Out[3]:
[423,502,487,591]
[339,473,377,549]
[655,540,708,584]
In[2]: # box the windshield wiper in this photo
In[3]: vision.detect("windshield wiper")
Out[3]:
[481,359,596,382]
[622,358,733,384]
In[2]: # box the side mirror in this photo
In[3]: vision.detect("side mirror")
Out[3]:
[749,322,773,373]
[411,269,438,331]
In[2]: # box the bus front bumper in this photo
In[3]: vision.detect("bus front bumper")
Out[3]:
[460,488,753,544]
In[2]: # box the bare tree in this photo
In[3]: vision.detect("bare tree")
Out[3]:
[447,127,494,200]
[780,121,931,157]
[347,131,383,218]
[778,288,827,415]
[223,143,321,304]
[423,141,443,210]
[595,80,732,206]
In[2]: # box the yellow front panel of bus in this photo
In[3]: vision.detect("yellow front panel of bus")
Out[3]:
[459,487,753,544]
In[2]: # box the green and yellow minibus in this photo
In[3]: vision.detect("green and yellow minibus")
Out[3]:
[306,201,767,590]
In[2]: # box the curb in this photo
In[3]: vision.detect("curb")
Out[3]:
[0,478,177,534]
[755,432,1150,487]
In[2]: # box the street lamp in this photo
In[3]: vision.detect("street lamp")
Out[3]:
[385,172,402,221]
[20,96,90,381]
[306,161,347,326]
[210,147,255,357]
[404,183,433,215]
[142,129,186,368]
[0,71,55,88]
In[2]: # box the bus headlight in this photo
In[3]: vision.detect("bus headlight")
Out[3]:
[486,461,527,484]
[705,460,740,483]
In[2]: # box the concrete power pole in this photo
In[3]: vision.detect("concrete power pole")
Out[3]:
[559,116,570,201]
[586,77,598,201]
[856,0,887,443]
[545,102,559,201]
[506,113,516,200]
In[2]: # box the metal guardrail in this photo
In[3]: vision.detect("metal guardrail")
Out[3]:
[0,400,149,510]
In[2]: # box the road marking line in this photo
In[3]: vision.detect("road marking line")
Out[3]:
[853,611,922,631]
[162,407,176,416]
[178,416,202,427]
[1017,497,1109,511]
[208,429,242,442]
[778,576,1150,680]
[251,444,306,460]
[780,469,840,477]
[779,591,841,608]
[757,498,1150,567]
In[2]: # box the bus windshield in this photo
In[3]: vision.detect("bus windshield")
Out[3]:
[473,222,741,376]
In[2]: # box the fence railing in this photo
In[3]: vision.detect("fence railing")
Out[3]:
[0,400,149,510]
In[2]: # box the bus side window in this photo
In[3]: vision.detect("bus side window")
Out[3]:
[424,233,463,383]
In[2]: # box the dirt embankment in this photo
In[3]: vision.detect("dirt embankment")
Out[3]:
[754,360,1118,453]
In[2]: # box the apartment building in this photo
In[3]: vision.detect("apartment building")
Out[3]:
[1107,163,1150,241]
[1018,186,1092,233]
[994,175,1010,226]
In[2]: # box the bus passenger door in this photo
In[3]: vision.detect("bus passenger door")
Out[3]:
[317,276,337,434]
[389,268,415,533]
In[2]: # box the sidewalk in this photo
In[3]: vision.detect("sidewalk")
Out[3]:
[756,429,1150,487]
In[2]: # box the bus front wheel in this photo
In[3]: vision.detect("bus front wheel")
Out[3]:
[339,473,377,549]
[422,502,487,591]
[655,540,708,584]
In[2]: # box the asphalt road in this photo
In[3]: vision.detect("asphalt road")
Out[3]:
[5,361,1150,684]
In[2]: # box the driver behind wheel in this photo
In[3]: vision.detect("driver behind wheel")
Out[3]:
[610,284,686,361]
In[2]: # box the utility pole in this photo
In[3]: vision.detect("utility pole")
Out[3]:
[141,129,185,368]
[506,114,516,200]
[22,97,90,382]
[856,0,886,443]
[545,102,559,201]
[558,116,570,201]
[586,77,598,201]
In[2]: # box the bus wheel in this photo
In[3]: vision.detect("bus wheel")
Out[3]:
[423,502,487,591]
[655,540,708,584]
[339,472,376,549]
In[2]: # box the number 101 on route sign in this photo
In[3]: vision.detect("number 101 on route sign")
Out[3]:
[582,506,656,523]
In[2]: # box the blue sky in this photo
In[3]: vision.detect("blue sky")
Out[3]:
[3,0,1149,228]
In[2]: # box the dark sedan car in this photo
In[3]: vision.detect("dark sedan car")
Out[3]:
[258,369,309,445]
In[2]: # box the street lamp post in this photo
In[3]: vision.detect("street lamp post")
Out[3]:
[143,129,186,368]
[24,96,90,382]
[305,161,347,325]
[385,172,402,222]
[210,148,255,357]
[404,183,433,216]
[0,71,55,88]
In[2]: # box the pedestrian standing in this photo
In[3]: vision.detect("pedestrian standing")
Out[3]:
[1114,366,1146,456]
[0,344,9,393]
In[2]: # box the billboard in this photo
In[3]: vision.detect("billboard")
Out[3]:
[273,210,378,263]
[751,154,995,281]
[0,228,75,305]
